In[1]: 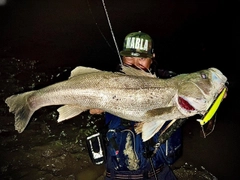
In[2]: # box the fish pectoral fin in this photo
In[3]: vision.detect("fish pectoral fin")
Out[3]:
[134,107,176,141]
[57,105,87,122]
[146,107,176,117]
[137,120,165,142]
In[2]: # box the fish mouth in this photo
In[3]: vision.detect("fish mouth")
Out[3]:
[178,97,195,111]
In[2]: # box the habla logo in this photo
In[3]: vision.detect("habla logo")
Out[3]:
[125,37,148,51]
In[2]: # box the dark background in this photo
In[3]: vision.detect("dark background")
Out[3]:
[0,0,237,75]
[0,0,239,179]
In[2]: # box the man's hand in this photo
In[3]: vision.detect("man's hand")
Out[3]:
[89,109,104,114]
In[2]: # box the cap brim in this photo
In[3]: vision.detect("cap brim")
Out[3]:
[120,51,153,58]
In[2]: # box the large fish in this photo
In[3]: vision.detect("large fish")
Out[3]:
[5,66,227,141]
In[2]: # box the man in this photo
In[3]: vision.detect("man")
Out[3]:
[90,31,180,180]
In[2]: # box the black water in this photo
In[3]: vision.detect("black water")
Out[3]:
[0,0,238,179]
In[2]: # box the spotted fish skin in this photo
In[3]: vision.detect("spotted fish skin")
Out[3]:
[5,65,227,141]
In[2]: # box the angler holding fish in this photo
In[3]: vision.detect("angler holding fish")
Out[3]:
[89,31,181,179]
[4,31,228,179]
[88,32,228,180]
[5,32,228,180]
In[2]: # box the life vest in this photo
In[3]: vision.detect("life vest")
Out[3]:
[105,113,182,172]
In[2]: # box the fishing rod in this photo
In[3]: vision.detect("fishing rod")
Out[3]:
[101,0,122,65]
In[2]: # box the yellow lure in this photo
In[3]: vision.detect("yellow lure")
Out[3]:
[197,87,227,126]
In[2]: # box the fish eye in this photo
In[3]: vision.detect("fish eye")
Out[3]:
[201,73,207,79]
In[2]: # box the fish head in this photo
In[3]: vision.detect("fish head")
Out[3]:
[175,68,227,116]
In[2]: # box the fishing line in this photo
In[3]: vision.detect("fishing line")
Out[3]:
[101,0,122,65]
[86,0,122,65]
[86,0,113,50]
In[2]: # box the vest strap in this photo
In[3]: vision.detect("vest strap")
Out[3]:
[106,165,164,179]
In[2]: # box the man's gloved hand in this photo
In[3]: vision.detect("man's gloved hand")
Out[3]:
[89,109,104,114]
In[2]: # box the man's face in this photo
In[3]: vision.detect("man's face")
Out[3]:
[122,56,153,71]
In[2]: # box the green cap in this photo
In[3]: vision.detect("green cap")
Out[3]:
[120,31,154,58]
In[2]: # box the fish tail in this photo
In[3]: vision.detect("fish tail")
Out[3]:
[5,91,35,133]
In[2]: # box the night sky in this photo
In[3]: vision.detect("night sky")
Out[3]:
[0,0,237,77]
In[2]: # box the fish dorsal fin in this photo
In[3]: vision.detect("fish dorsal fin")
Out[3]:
[69,66,101,79]
[121,65,157,78]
